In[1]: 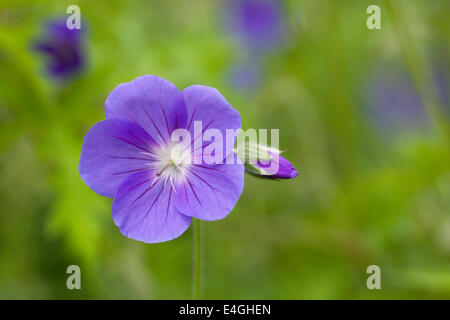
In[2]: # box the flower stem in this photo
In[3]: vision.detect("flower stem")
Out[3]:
[193,218,203,300]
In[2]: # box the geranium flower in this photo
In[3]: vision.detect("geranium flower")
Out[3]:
[225,0,287,91]
[34,19,84,79]
[79,75,244,243]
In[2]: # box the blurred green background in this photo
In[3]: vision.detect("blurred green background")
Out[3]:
[0,0,449,299]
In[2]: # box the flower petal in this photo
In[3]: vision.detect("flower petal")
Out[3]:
[175,153,244,221]
[112,171,192,243]
[79,118,157,197]
[181,85,241,164]
[105,75,187,145]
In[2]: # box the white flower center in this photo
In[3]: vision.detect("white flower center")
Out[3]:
[169,143,190,168]
[146,142,191,188]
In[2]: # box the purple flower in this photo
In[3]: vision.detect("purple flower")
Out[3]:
[34,19,84,79]
[226,0,285,54]
[79,75,244,243]
[367,63,449,132]
[225,0,287,91]
[368,67,427,130]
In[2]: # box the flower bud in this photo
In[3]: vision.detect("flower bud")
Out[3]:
[234,142,298,179]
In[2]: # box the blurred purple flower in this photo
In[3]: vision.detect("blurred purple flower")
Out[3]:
[367,64,449,131]
[225,0,287,91]
[79,75,244,243]
[369,69,426,129]
[34,19,84,79]
[227,0,285,54]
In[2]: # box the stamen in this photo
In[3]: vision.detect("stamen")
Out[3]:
[151,175,159,187]
[169,177,177,193]
[156,162,172,176]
